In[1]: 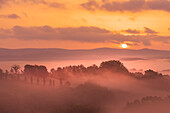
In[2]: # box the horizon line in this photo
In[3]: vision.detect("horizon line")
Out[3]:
[0,47,169,51]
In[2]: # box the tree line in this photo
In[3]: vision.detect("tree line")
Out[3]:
[0,60,169,80]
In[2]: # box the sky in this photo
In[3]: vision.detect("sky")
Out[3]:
[0,0,170,50]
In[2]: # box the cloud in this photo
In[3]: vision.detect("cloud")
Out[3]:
[81,0,170,12]
[129,68,143,72]
[25,0,66,9]
[123,27,158,35]
[123,29,141,34]
[152,36,170,43]
[48,2,65,9]
[120,58,147,61]
[0,0,46,9]
[0,25,169,46]
[147,0,170,12]
[19,0,46,4]
[81,0,99,11]
[101,0,146,12]
[126,42,140,46]
[161,69,170,72]
[33,0,66,9]
[0,14,20,19]
[0,0,9,8]
[4,0,65,9]
[144,27,158,34]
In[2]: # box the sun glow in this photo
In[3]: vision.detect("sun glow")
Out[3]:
[121,44,128,48]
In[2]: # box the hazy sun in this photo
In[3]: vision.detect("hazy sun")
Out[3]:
[121,44,128,48]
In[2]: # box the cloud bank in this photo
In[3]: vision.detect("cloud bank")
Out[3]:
[0,0,65,9]
[0,14,20,19]
[0,26,169,46]
[81,0,170,12]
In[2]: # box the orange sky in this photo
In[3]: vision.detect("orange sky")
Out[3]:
[0,0,170,50]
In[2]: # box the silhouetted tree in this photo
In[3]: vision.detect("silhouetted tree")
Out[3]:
[144,69,162,78]
[10,65,20,74]
[5,70,9,75]
[0,69,4,79]
[133,72,143,79]
[0,68,3,75]
[86,64,99,74]
[24,64,48,77]
[141,96,162,103]
[99,60,129,74]
[50,68,55,75]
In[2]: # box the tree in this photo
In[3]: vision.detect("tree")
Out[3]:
[24,64,48,77]
[5,70,9,75]
[99,60,129,74]
[0,68,3,75]
[10,65,20,74]
[134,72,143,79]
[86,64,99,74]
[50,68,55,74]
[144,69,162,78]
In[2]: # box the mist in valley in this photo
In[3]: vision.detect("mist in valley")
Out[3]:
[0,60,170,113]
[1,0,170,112]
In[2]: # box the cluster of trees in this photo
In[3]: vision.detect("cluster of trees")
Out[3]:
[0,60,169,80]
[50,60,130,80]
[24,65,48,77]
[0,64,48,80]
[126,95,170,108]
[132,69,165,79]
[0,65,21,77]
[49,60,168,80]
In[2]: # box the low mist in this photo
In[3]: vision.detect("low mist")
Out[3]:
[0,60,169,113]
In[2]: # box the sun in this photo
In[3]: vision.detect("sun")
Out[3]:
[121,44,128,48]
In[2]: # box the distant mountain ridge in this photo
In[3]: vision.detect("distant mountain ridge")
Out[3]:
[0,48,169,61]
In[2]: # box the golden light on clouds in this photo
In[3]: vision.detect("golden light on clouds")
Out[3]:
[0,0,169,50]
